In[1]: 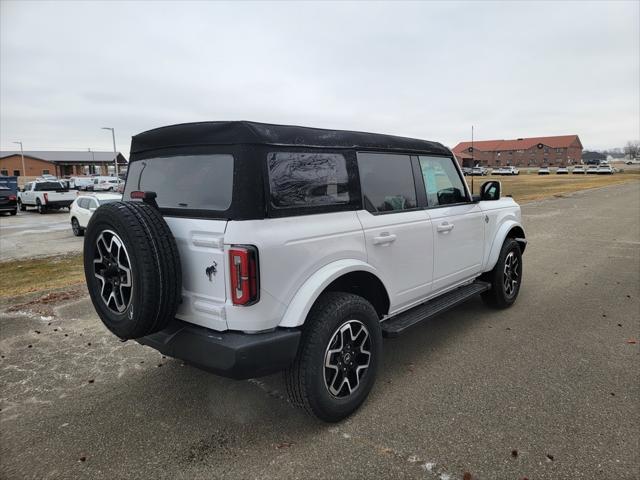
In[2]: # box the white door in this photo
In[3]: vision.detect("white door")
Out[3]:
[76,198,91,227]
[84,198,99,226]
[417,156,485,292]
[357,152,434,312]
[22,184,34,204]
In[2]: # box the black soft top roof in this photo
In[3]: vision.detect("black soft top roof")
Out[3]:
[130,121,451,157]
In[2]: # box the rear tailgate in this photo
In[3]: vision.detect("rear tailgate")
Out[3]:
[45,191,76,202]
[163,217,228,331]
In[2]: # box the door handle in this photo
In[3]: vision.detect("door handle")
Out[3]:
[437,222,455,233]
[373,232,397,245]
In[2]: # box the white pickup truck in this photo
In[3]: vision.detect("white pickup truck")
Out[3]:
[18,181,76,214]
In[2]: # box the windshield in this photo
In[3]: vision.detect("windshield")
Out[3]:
[124,154,234,211]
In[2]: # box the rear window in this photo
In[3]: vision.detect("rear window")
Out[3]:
[267,152,349,208]
[34,182,66,191]
[124,154,234,211]
[98,198,121,205]
[358,153,417,213]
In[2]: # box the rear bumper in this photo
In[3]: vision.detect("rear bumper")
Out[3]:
[0,203,16,211]
[137,320,301,379]
[45,200,73,208]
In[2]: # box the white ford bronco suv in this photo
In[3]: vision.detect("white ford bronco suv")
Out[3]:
[84,121,526,422]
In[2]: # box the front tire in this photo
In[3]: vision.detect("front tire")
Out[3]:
[285,292,382,422]
[481,238,523,309]
[71,217,84,236]
[36,200,46,214]
[18,200,26,212]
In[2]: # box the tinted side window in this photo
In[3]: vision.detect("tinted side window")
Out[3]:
[419,156,468,206]
[267,152,349,207]
[357,153,417,213]
[77,198,89,209]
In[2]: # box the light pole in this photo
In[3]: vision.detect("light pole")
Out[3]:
[12,141,26,178]
[101,127,118,177]
[88,148,96,175]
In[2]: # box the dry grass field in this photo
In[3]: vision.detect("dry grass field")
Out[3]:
[1,171,638,298]
[467,169,640,203]
[0,253,84,299]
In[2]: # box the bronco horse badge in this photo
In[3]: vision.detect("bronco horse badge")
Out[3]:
[205,261,218,281]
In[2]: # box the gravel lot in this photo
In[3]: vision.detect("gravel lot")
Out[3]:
[1,182,639,480]
[0,209,82,261]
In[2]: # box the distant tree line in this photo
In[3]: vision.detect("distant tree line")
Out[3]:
[624,140,640,159]
[586,141,639,159]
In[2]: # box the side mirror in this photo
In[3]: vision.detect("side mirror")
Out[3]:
[480,181,501,201]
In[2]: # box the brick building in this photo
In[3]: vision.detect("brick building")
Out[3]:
[452,135,583,168]
[0,150,127,178]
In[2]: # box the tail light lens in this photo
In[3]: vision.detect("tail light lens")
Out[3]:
[8,194,16,201]
[43,193,49,204]
[229,245,259,305]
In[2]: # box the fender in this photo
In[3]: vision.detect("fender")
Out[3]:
[278,259,388,328]
[484,220,526,272]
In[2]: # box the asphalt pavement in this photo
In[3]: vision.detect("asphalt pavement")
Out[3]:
[1,182,639,480]
[0,209,82,261]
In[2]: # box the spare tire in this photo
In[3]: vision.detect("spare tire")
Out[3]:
[83,201,182,339]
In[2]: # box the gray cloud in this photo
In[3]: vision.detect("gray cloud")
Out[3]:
[1,0,638,155]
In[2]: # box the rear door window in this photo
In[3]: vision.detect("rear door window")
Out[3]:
[124,154,234,211]
[267,152,349,207]
[357,153,417,213]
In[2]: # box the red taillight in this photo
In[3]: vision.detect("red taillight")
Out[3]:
[130,191,145,199]
[43,193,48,204]
[229,245,259,306]
[8,194,16,201]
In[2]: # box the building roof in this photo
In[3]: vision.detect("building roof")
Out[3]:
[0,150,127,164]
[130,120,451,157]
[453,135,582,155]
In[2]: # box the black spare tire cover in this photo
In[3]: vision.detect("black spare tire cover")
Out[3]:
[83,201,182,339]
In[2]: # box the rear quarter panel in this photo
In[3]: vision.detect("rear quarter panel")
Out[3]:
[223,211,366,332]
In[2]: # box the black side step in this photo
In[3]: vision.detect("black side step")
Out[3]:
[381,281,491,338]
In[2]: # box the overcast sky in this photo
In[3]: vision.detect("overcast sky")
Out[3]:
[1,1,638,156]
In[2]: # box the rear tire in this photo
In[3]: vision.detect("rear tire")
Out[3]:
[10,209,17,216]
[481,238,523,309]
[84,202,182,339]
[284,292,382,422]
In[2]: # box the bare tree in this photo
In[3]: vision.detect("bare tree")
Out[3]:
[624,140,640,159]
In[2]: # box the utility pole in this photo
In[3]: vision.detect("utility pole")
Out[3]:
[88,148,96,175]
[101,127,119,177]
[12,141,26,178]
[471,125,474,194]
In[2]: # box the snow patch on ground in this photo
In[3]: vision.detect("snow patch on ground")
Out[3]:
[422,462,436,472]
